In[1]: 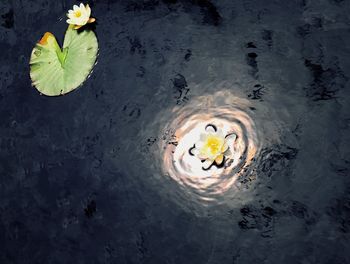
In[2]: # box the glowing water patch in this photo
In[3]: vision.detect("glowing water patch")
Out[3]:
[160,92,260,205]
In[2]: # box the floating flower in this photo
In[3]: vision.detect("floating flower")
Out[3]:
[66,3,95,29]
[189,124,236,170]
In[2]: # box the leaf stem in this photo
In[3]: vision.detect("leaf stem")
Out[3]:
[56,47,68,68]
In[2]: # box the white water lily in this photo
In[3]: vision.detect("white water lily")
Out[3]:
[66,3,95,29]
[190,125,236,170]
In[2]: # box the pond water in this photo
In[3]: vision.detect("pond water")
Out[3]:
[1,0,350,263]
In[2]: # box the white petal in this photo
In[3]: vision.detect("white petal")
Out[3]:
[66,19,74,24]
[73,5,79,11]
[205,124,216,133]
[207,132,217,138]
[221,142,229,152]
[216,128,224,139]
[223,148,232,157]
[68,9,74,14]
[75,18,85,25]
[225,134,237,150]
[79,3,85,9]
[85,4,91,17]
[83,16,89,24]
[196,141,204,149]
[215,154,224,164]
[225,133,237,141]
[199,133,207,141]
[67,13,75,19]
[80,5,87,17]
[208,154,218,161]
[197,152,208,160]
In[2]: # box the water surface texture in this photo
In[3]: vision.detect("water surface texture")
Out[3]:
[1,0,350,263]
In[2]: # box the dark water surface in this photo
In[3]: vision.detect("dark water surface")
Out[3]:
[1,0,350,263]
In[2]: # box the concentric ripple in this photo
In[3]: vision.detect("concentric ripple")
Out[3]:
[160,92,261,205]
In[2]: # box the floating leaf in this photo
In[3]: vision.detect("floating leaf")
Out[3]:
[30,26,98,96]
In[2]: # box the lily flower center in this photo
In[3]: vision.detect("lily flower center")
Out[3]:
[74,10,82,18]
[201,135,224,157]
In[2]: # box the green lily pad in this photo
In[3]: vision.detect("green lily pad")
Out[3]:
[30,26,98,96]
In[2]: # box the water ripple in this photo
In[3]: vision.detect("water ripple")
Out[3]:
[158,91,261,206]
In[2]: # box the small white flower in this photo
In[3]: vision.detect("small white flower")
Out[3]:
[66,3,95,29]
[190,124,236,170]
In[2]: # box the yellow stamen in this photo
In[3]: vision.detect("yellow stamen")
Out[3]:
[200,135,224,159]
[74,10,81,17]
[206,136,223,154]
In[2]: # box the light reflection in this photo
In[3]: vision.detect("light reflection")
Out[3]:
[161,91,260,205]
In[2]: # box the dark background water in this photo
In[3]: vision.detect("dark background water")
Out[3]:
[1,0,350,263]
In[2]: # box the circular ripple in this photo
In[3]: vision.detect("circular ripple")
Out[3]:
[161,92,261,205]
